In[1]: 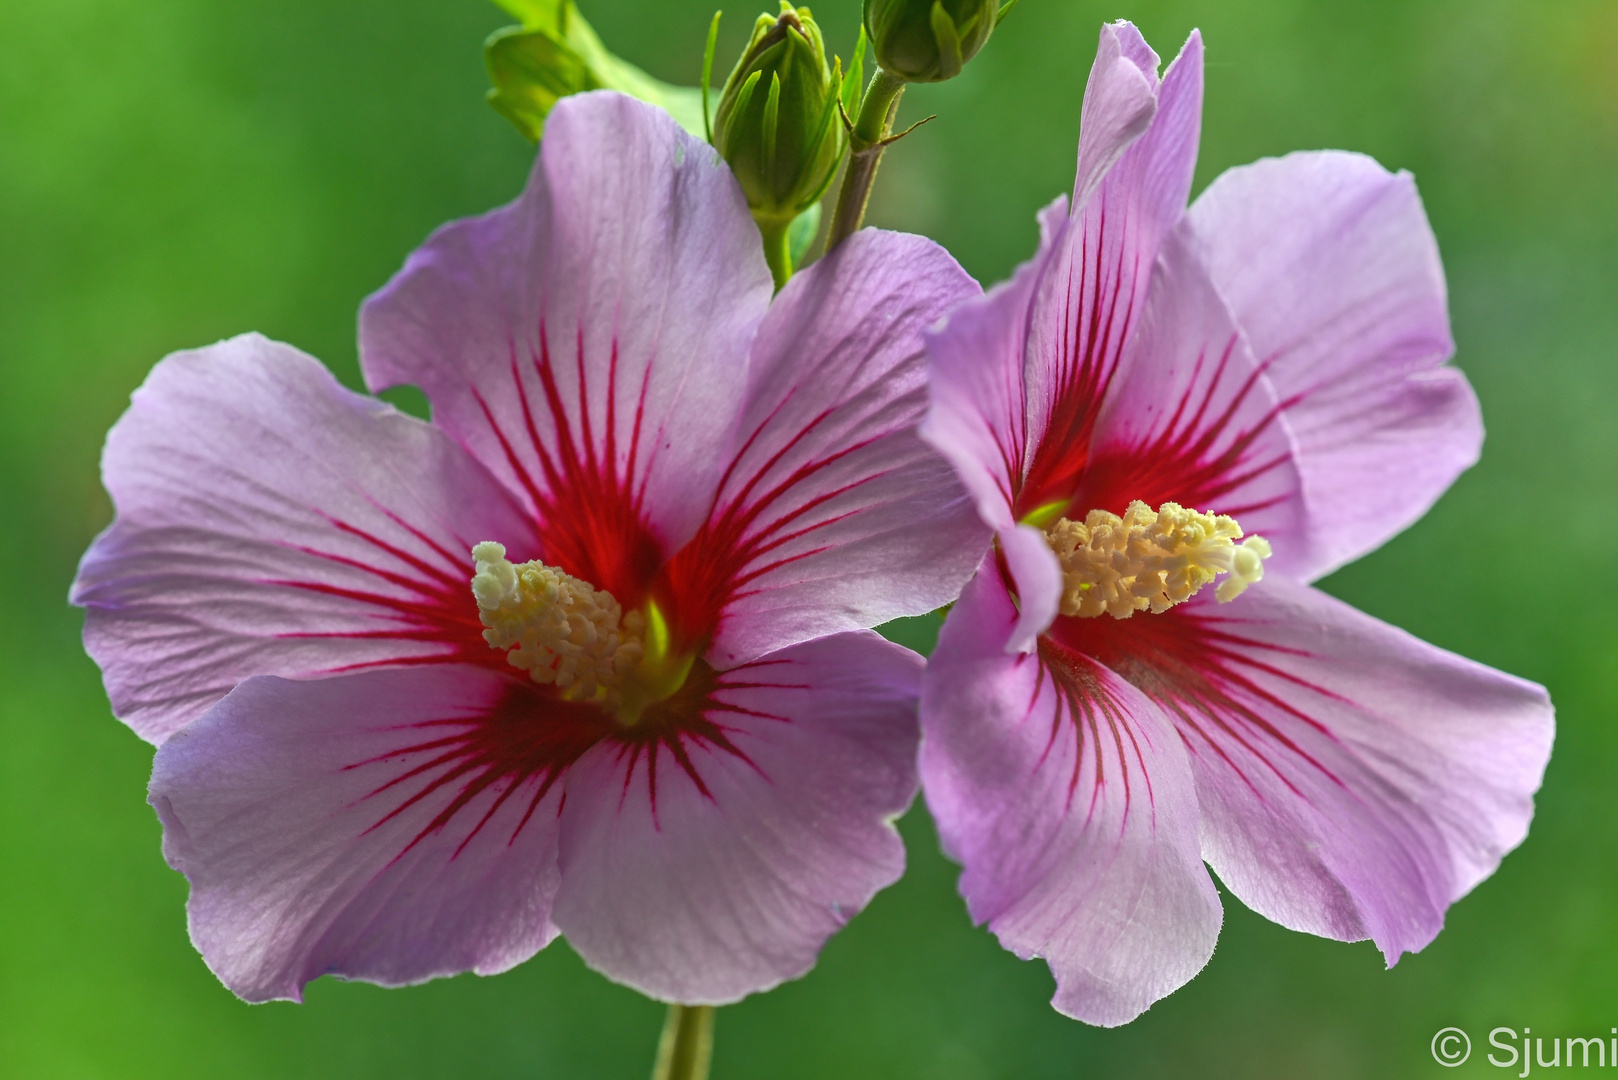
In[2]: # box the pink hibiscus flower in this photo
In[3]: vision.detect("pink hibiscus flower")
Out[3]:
[917,23,1554,1026]
[71,91,988,1004]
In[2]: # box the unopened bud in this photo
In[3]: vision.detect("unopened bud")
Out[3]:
[865,0,1001,83]
[713,4,846,225]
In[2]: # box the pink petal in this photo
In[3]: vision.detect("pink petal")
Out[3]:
[1072,22,1160,212]
[998,522,1063,654]
[72,334,535,744]
[551,632,921,1003]
[1051,578,1553,963]
[1186,151,1477,579]
[1075,225,1309,572]
[360,91,774,595]
[922,29,1206,535]
[1020,31,1204,516]
[920,197,1068,533]
[921,564,1222,1026]
[150,665,588,1002]
[690,230,989,667]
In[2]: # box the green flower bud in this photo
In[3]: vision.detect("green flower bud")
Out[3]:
[865,0,1002,83]
[713,4,847,225]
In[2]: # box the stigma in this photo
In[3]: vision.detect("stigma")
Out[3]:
[1044,501,1271,620]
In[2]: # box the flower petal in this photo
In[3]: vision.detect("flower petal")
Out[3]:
[72,334,535,744]
[1072,22,1160,211]
[921,565,1222,1027]
[686,229,989,667]
[921,197,1068,532]
[1020,31,1204,515]
[551,632,921,1003]
[149,665,587,1003]
[360,91,774,592]
[998,522,1063,654]
[1052,578,1553,963]
[1076,224,1308,569]
[1186,151,1476,578]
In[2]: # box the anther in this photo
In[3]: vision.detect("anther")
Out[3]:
[470,542,645,707]
[1045,501,1271,620]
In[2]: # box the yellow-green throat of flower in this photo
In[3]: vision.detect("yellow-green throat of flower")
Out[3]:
[470,542,693,724]
[1043,501,1271,620]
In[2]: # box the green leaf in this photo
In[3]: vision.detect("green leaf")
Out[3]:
[491,0,567,32]
[484,0,707,141]
[564,11,707,135]
[485,26,593,141]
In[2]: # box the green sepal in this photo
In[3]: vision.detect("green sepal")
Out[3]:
[702,10,722,142]
[788,201,822,266]
[762,73,783,184]
[712,5,847,223]
[841,25,867,116]
[864,0,1000,83]
[929,1,963,80]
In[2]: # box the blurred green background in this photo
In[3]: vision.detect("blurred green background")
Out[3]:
[2,0,1615,1076]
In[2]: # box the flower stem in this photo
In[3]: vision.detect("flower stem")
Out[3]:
[825,68,907,250]
[651,1004,715,1080]
[759,217,793,292]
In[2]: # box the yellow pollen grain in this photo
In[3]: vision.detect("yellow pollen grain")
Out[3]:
[470,541,646,707]
[1045,501,1272,620]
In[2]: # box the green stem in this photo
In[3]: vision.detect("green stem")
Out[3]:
[651,1005,715,1080]
[759,216,793,291]
[825,68,907,250]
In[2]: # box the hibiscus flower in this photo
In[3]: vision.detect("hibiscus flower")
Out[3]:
[71,90,988,1005]
[917,23,1554,1026]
